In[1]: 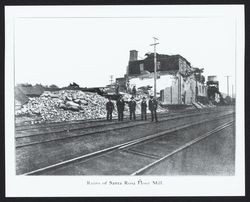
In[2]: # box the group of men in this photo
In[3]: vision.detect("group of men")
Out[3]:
[106,96,158,122]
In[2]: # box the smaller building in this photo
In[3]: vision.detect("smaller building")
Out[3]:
[206,75,224,104]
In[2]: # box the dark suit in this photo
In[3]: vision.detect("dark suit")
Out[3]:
[128,100,136,120]
[141,101,147,120]
[116,99,125,121]
[148,99,158,122]
[106,101,114,120]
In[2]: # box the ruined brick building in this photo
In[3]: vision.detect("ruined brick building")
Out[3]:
[126,50,207,104]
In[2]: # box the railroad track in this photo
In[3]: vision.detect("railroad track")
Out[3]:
[23,112,234,175]
[15,108,198,131]
[15,108,203,134]
[15,109,233,148]
[131,121,234,175]
[16,106,227,132]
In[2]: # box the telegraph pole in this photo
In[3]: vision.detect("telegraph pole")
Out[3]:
[232,84,234,98]
[150,37,159,98]
[225,75,231,96]
[109,75,113,85]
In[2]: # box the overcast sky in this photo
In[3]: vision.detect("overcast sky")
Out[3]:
[15,16,236,95]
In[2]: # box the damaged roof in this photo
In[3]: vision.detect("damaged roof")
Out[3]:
[128,53,191,76]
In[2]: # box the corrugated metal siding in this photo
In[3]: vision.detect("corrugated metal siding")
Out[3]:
[163,77,179,104]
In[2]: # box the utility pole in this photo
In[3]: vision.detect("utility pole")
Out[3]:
[109,75,113,85]
[225,75,231,96]
[150,37,159,98]
[232,84,234,98]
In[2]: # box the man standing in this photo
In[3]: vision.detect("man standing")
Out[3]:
[106,97,114,121]
[141,97,147,120]
[149,96,158,122]
[128,97,136,120]
[116,96,125,121]
[115,84,119,95]
[132,86,137,97]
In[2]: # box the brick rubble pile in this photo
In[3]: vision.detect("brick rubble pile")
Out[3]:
[15,90,117,123]
[15,90,168,124]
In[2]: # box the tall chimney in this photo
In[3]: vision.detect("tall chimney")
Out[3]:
[129,50,138,61]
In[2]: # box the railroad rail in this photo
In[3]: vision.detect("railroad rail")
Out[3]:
[15,109,233,148]
[16,106,228,132]
[22,111,234,175]
[131,120,234,175]
[15,108,212,134]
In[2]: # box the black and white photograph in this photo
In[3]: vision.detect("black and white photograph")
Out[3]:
[5,5,245,197]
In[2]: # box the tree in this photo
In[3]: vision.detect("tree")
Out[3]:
[49,84,59,89]
[19,83,32,87]
[68,82,80,88]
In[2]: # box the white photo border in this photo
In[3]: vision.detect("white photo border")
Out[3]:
[5,5,245,197]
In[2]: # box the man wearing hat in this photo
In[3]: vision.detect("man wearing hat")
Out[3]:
[106,97,114,121]
[141,97,147,120]
[128,96,136,120]
[116,96,125,121]
[148,96,158,122]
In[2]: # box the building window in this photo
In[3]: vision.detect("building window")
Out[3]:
[140,63,144,72]
[157,61,161,70]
